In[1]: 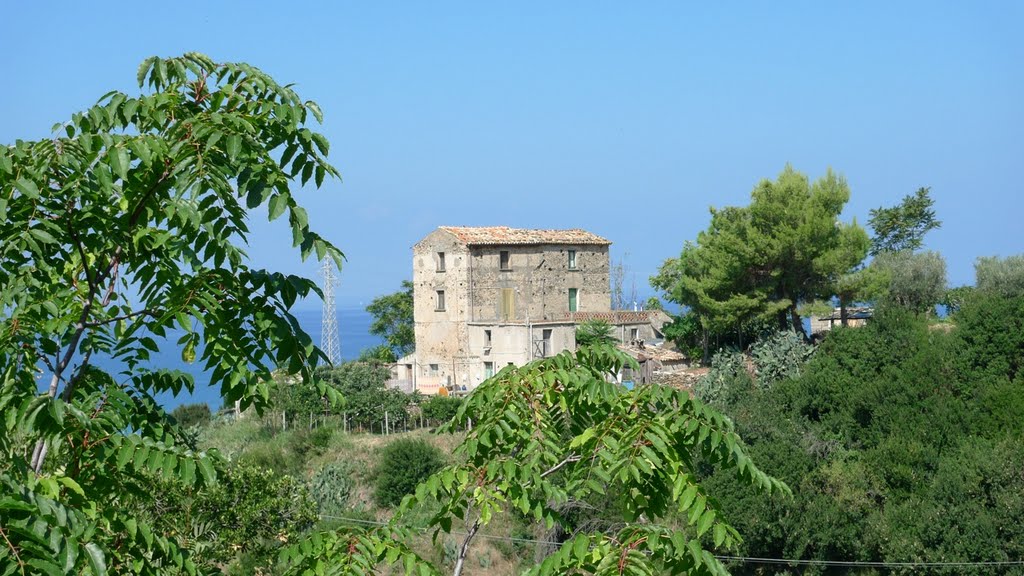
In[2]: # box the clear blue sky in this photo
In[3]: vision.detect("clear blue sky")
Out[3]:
[4,2,1021,309]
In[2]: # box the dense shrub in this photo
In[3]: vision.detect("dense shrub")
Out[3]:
[206,464,317,569]
[288,426,334,460]
[373,438,446,507]
[975,254,1024,298]
[698,298,1024,568]
[694,348,749,405]
[751,330,815,389]
[873,250,948,314]
[239,437,305,477]
[318,361,391,395]
[575,319,616,347]
[170,402,212,428]
[130,462,317,572]
[420,395,462,424]
[950,291,1024,384]
[309,461,356,517]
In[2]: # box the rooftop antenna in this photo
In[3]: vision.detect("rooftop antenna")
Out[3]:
[319,258,342,365]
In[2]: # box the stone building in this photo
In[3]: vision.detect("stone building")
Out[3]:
[402,226,670,394]
[809,306,873,335]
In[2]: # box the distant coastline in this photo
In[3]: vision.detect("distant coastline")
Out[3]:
[49,307,381,411]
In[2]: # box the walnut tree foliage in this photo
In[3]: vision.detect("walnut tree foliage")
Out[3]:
[0,53,342,574]
[281,345,788,576]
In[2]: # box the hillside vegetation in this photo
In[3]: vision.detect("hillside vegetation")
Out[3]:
[695,288,1024,574]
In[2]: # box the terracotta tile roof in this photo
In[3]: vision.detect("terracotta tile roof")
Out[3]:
[617,343,688,363]
[439,226,611,246]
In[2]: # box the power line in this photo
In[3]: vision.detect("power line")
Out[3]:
[319,514,552,546]
[317,514,1024,569]
[715,555,1024,569]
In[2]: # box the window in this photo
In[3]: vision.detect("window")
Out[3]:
[568,288,578,312]
[499,250,511,271]
[630,328,639,341]
[500,288,515,321]
[568,250,577,270]
[483,329,492,348]
[437,252,446,272]
[484,361,494,379]
[435,290,445,311]
[428,364,439,377]
[536,329,552,357]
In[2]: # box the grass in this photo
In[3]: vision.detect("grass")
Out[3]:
[196,414,544,574]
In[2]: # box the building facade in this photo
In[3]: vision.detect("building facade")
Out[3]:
[404,226,670,394]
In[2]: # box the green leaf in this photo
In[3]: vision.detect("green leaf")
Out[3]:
[207,131,223,150]
[696,508,715,536]
[29,228,58,245]
[26,559,62,576]
[226,134,242,161]
[85,542,107,576]
[14,178,40,199]
[572,534,588,561]
[197,456,216,485]
[306,101,324,123]
[713,523,727,548]
[679,484,698,511]
[268,194,288,221]
[116,442,135,470]
[109,146,129,180]
[128,139,151,165]
[137,56,155,86]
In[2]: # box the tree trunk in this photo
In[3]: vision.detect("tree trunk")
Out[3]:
[840,297,849,327]
[452,518,482,576]
[790,306,807,340]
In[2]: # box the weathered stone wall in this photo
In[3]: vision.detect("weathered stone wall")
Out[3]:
[412,229,471,389]
[411,229,615,393]
[467,244,610,322]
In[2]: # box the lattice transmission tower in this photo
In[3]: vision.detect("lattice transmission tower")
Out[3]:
[319,258,342,365]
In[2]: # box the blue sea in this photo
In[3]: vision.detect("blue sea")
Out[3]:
[52,307,381,411]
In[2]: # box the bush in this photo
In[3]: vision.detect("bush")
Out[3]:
[975,255,1024,298]
[309,461,356,517]
[694,348,749,406]
[287,426,334,460]
[373,438,446,507]
[420,395,462,425]
[170,402,212,428]
[873,250,948,314]
[239,439,301,477]
[575,319,616,347]
[752,330,815,389]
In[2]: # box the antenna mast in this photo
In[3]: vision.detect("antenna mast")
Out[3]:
[319,258,342,365]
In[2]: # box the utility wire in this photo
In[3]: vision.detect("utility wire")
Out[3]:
[318,514,1024,569]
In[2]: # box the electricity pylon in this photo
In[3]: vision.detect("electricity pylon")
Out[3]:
[319,258,342,366]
